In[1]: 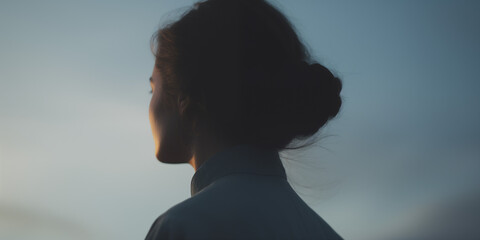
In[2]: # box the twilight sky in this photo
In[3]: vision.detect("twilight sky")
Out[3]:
[1,0,479,239]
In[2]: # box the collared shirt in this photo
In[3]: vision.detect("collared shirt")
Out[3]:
[145,144,343,240]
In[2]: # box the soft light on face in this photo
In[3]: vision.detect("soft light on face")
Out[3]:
[148,65,194,164]
[149,67,162,156]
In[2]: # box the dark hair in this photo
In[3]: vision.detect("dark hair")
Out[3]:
[151,0,342,151]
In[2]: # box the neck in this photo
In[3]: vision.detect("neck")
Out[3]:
[188,131,234,171]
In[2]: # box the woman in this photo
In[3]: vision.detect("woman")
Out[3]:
[146,0,343,239]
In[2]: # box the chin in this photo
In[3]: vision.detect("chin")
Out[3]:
[155,142,192,164]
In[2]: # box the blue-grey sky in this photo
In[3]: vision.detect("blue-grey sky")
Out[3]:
[1,0,479,239]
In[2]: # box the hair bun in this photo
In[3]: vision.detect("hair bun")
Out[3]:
[309,63,342,97]
[286,61,342,139]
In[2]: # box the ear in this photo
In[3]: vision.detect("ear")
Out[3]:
[177,95,190,117]
[177,95,207,136]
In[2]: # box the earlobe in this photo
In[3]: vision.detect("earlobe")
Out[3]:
[177,96,203,138]
[177,96,190,116]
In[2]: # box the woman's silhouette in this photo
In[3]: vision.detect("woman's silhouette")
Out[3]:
[146,0,343,239]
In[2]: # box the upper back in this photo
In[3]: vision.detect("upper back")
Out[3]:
[145,145,343,240]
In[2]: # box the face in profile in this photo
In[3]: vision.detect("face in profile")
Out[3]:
[149,66,194,164]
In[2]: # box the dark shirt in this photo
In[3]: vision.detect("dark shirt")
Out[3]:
[146,144,343,240]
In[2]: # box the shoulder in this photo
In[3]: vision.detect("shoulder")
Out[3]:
[144,211,179,240]
[145,190,224,240]
[145,178,255,240]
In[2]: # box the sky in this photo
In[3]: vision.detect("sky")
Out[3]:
[1,0,479,239]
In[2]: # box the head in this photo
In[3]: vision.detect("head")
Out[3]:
[149,0,342,165]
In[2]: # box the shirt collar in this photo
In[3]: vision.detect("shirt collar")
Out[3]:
[190,144,287,196]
